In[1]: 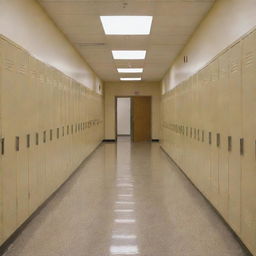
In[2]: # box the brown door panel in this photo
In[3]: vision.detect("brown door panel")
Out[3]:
[132,96,151,142]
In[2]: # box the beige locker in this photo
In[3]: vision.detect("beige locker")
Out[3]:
[1,38,18,240]
[217,50,230,219]
[227,41,242,235]
[241,31,256,254]
[15,47,30,226]
[0,37,3,245]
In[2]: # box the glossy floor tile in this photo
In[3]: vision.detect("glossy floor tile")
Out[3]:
[3,137,249,256]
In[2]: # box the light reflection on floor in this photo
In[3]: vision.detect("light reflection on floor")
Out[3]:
[110,136,139,255]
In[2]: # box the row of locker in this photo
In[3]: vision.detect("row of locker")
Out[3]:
[160,29,256,255]
[0,35,104,247]
[162,122,247,154]
[0,119,103,155]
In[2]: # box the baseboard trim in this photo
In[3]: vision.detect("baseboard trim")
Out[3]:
[160,145,253,256]
[0,141,103,256]
[103,139,116,142]
[151,139,159,142]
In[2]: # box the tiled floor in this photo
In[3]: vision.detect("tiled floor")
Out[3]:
[3,137,249,256]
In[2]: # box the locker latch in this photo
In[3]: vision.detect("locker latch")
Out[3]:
[217,133,220,148]
[240,138,244,156]
[228,136,232,152]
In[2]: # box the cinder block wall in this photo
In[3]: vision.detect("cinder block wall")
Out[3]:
[0,36,104,246]
[161,29,256,255]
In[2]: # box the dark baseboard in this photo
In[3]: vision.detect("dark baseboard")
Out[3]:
[117,134,130,136]
[152,139,159,142]
[103,139,116,142]
[160,145,253,256]
[0,141,103,256]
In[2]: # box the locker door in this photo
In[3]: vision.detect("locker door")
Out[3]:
[15,48,29,226]
[241,31,256,254]
[228,41,242,235]
[0,37,3,245]
[28,57,41,213]
[218,50,230,220]
[1,39,18,240]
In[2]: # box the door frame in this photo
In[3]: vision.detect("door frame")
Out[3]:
[115,96,152,141]
[115,96,132,141]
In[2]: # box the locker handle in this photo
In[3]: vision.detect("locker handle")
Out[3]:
[217,133,220,147]
[209,132,212,145]
[36,133,39,145]
[1,138,4,155]
[202,131,204,142]
[43,131,46,143]
[240,138,244,156]
[16,136,20,151]
[228,136,232,152]
[27,134,30,148]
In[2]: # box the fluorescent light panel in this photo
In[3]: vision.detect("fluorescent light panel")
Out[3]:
[112,50,146,60]
[117,68,143,73]
[100,16,153,35]
[120,78,142,81]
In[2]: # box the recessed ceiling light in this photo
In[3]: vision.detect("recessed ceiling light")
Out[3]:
[117,68,143,73]
[100,16,153,35]
[120,78,142,81]
[112,50,146,60]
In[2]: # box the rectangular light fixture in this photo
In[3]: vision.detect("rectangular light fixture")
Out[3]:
[100,16,153,35]
[112,50,146,60]
[120,78,142,81]
[117,68,143,73]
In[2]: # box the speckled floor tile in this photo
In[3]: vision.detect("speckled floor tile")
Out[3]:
[3,137,250,256]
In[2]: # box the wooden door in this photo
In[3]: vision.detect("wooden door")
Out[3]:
[132,96,151,142]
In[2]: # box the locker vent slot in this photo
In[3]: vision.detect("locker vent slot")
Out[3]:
[190,127,192,138]
[71,125,73,134]
[62,127,64,136]
[1,138,4,155]
[57,128,59,139]
[217,133,220,147]
[43,131,46,143]
[27,134,30,148]
[75,124,77,133]
[209,132,212,145]
[67,125,69,135]
[16,136,20,151]
[36,133,39,145]
[228,136,232,152]
[194,128,196,139]
[240,138,244,155]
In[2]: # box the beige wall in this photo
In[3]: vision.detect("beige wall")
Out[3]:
[104,82,161,140]
[0,0,102,93]
[162,0,256,93]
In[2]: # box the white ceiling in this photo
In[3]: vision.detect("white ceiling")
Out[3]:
[38,0,215,82]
